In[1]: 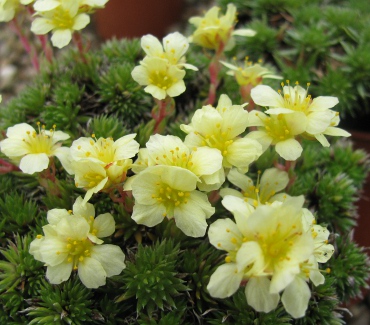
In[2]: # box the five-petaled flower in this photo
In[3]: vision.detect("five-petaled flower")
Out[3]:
[0,122,71,174]
[29,196,126,288]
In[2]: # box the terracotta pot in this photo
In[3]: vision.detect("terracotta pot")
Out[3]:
[94,0,185,40]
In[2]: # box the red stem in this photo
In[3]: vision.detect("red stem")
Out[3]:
[9,18,40,72]
[72,32,87,64]
[0,159,21,174]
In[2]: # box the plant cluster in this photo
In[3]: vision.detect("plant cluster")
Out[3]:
[0,0,369,324]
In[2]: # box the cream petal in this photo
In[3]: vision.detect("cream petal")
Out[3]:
[131,65,149,85]
[219,106,249,138]
[275,138,303,161]
[94,213,115,237]
[227,168,252,191]
[113,134,139,160]
[315,134,330,147]
[90,244,126,277]
[251,85,285,107]
[46,262,73,284]
[163,32,189,61]
[174,191,214,237]
[190,146,223,176]
[144,85,166,100]
[222,195,254,235]
[245,277,280,313]
[208,218,242,251]
[323,126,350,137]
[310,96,339,111]
[78,257,107,288]
[39,238,68,266]
[161,166,198,191]
[73,14,90,30]
[315,244,334,263]
[57,215,90,239]
[281,276,311,319]
[73,196,95,220]
[270,264,300,294]
[236,241,263,272]
[141,34,163,56]
[306,111,333,134]
[131,203,166,227]
[54,147,74,175]
[167,80,186,98]
[246,130,273,151]
[6,123,35,139]
[0,138,29,157]
[82,177,109,204]
[131,171,160,205]
[31,18,55,34]
[19,153,49,174]
[47,209,70,225]
[51,29,72,49]
[33,0,60,11]
[226,138,262,171]
[219,188,244,199]
[207,263,243,298]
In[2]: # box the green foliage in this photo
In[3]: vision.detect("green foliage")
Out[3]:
[0,235,44,295]
[0,193,40,237]
[119,240,187,315]
[27,277,93,325]
[329,237,370,302]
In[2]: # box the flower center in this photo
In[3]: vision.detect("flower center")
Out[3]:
[64,237,93,270]
[22,123,56,154]
[257,223,303,273]
[81,171,105,188]
[279,81,312,113]
[263,114,291,143]
[152,182,190,217]
[154,146,194,169]
[149,70,175,90]
[196,124,233,160]
[52,8,75,29]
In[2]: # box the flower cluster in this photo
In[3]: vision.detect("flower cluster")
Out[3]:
[69,134,139,203]
[0,5,353,318]
[247,82,351,160]
[30,197,126,288]
[207,195,334,318]
[131,32,197,100]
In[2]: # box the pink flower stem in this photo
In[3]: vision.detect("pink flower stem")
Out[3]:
[37,34,54,63]
[72,32,87,64]
[206,58,221,105]
[152,97,174,134]
[9,18,40,72]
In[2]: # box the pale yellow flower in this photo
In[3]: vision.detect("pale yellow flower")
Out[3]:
[70,134,139,203]
[189,3,256,51]
[181,94,262,173]
[0,122,71,174]
[247,110,307,161]
[29,196,125,288]
[207,196,315,317]
[130,165,215,237]
[31,0,90,48]
[131,56,186,100]
[141,32,197,70]
[0,0,33,22]
[221,60,282,87]
[251,83,350,145]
